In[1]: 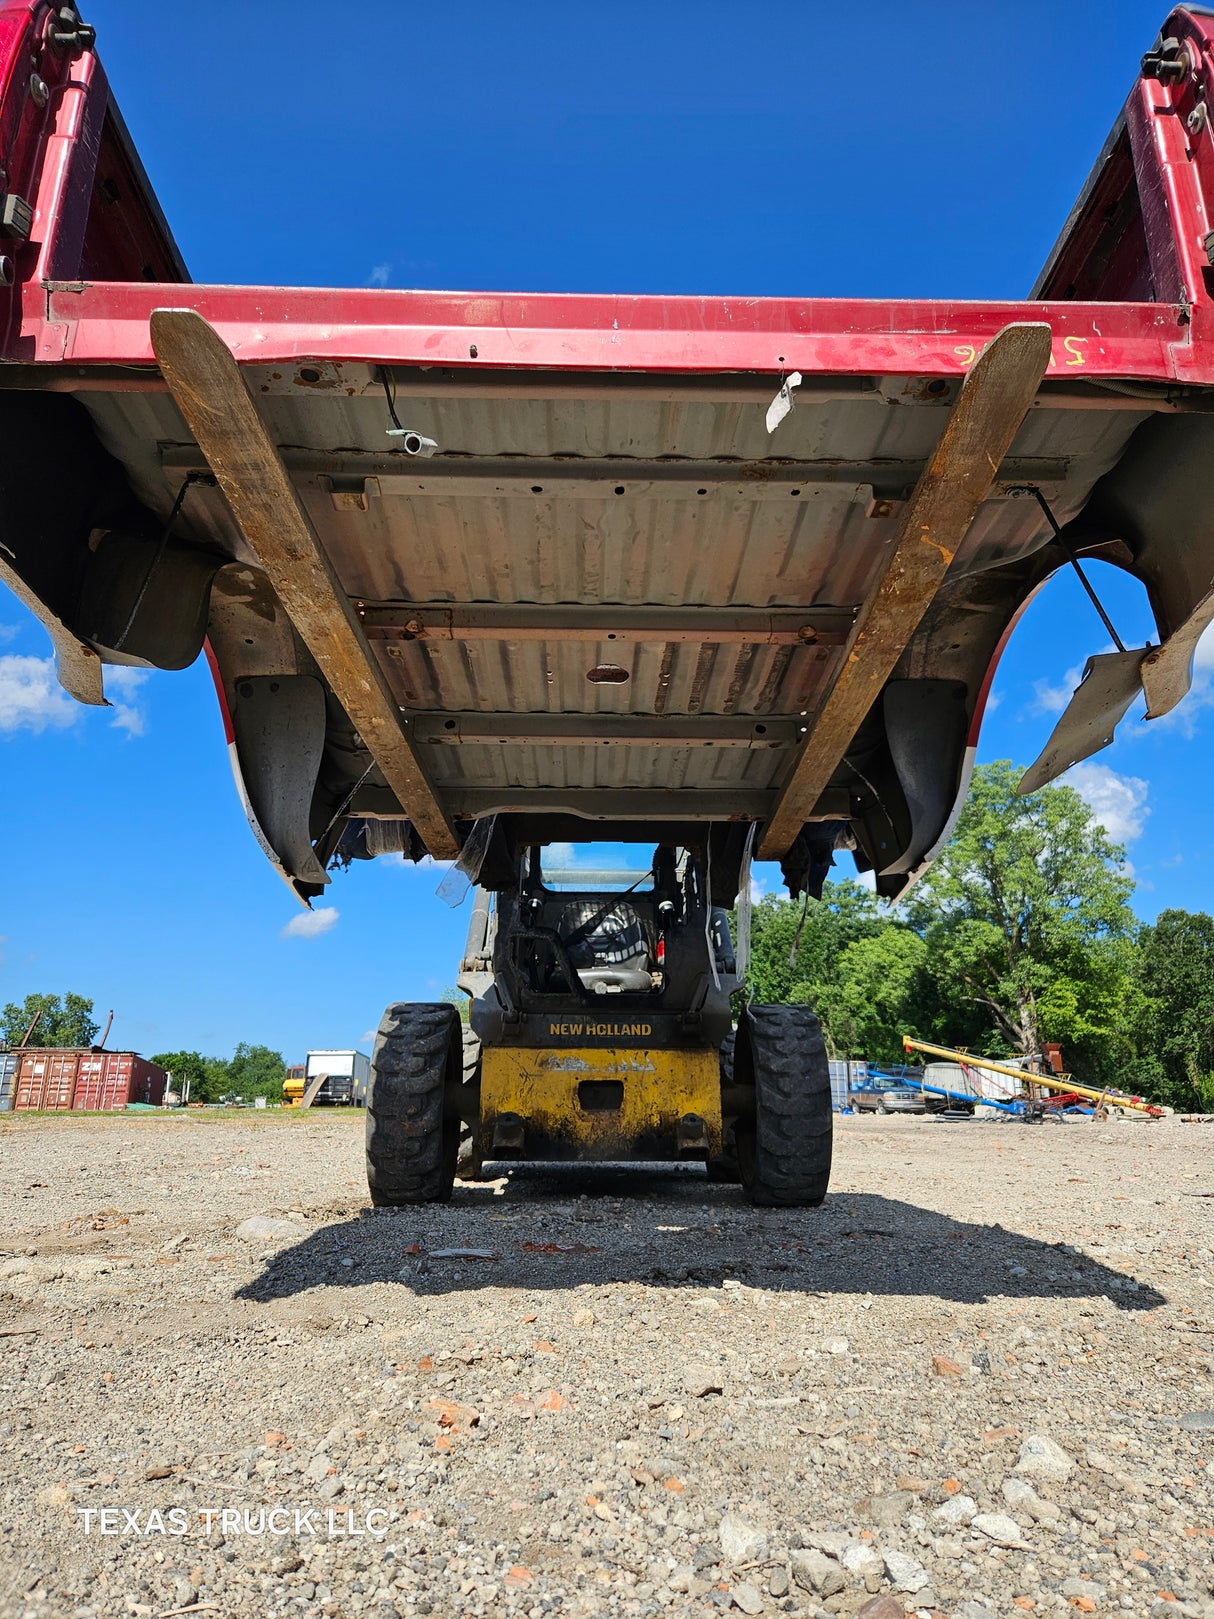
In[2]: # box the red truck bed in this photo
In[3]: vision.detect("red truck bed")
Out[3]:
[3,2,1214,903]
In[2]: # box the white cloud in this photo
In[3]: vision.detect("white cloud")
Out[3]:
[0,654,79,733]
[1066,762,1149,843]
[0,654,153,737]
[1032,661,1085,716]
[368,263,390,287]
[104,665,149,736]
[0,623,20,645]
[280,906,340,940]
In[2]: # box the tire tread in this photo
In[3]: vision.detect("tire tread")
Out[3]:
[735,1003,832,1207]
[366,1002,461,1205]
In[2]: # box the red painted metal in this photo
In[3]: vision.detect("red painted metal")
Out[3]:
[27,281,1205,382]
[72,1051,165,1110]
[0,0,1208,387]
[14,1047,79,1110]
[1127,10,1214,308]
[70,1049,106,1110]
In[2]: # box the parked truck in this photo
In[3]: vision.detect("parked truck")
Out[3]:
[2,4,1213,1201]
[303,1051,370,1108]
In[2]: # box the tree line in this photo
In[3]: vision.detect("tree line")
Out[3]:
[0,994,285,1104]
[746,760,1214,1113]
[147,1045,287,1104]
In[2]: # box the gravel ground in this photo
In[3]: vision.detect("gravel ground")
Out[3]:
[2,1108,1213,1619]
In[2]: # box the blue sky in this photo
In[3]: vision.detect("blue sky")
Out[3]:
[0,0,1196,1063]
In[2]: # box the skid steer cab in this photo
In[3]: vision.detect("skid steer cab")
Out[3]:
[365,842,832,1207]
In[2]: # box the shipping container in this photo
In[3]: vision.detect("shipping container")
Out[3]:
[0,1051,17,1111]
[15,1048,80,1110]
[73,1052,166,1111]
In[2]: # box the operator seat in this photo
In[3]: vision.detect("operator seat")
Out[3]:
[558,899,653,994]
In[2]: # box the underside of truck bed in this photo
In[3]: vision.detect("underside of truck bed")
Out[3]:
[5,2,1214,906]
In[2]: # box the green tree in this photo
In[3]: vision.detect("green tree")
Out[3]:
[441,986,471,1024]
[224,1043,286,1103]
[814,928,928,1064]
[1,991,99,1049]
[906,760,1137,1083]
[1130,909,1214,1111]
[149,1050,228,1103]
[744,881,883,1006]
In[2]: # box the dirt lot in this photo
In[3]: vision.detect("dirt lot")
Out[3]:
[1,1109,1212,1619]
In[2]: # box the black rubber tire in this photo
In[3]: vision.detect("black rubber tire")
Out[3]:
[707,1030,741,1183]
[366,1003,462,1205]
[732,1003,833,1207]
[457,1024,484,1181]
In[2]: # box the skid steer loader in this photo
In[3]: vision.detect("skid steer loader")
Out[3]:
[364,838,832,1207]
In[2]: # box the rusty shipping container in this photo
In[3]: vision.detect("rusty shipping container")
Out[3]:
[72,1052,166,1111]
[0,1051,17,1111]
[15,1048,80,1110]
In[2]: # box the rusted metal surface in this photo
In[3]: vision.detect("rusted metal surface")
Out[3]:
[73,1052,166,1111]
[149,308,458,860]
[761,324,1055,860]
[15,1049,80,1111]
[479,1045,721,1163]
[1018,648,1148,794]
[65,359,1146,840]
[359,604,852,647]
[0,547,104,705]
[410,712,800,748]
[1141,592,1214,718]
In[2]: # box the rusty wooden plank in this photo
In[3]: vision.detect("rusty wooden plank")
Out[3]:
[149,308,458,859]
[759,323,1054,861]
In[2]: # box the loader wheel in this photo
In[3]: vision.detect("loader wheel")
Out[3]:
[457,1024,484,1181]
[732,1004,832,1207]
[707,1029,741,1183]
[366,1003,462,1205]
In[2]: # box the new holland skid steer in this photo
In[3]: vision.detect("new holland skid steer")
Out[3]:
[365,842,832,1208]
[4,7,1214,1206]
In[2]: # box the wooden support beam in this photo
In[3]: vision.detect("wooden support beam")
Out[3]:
[150,308,458,859]
[759,323,1054,860]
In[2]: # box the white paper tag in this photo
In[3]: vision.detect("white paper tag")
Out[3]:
[765,371,802,433]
